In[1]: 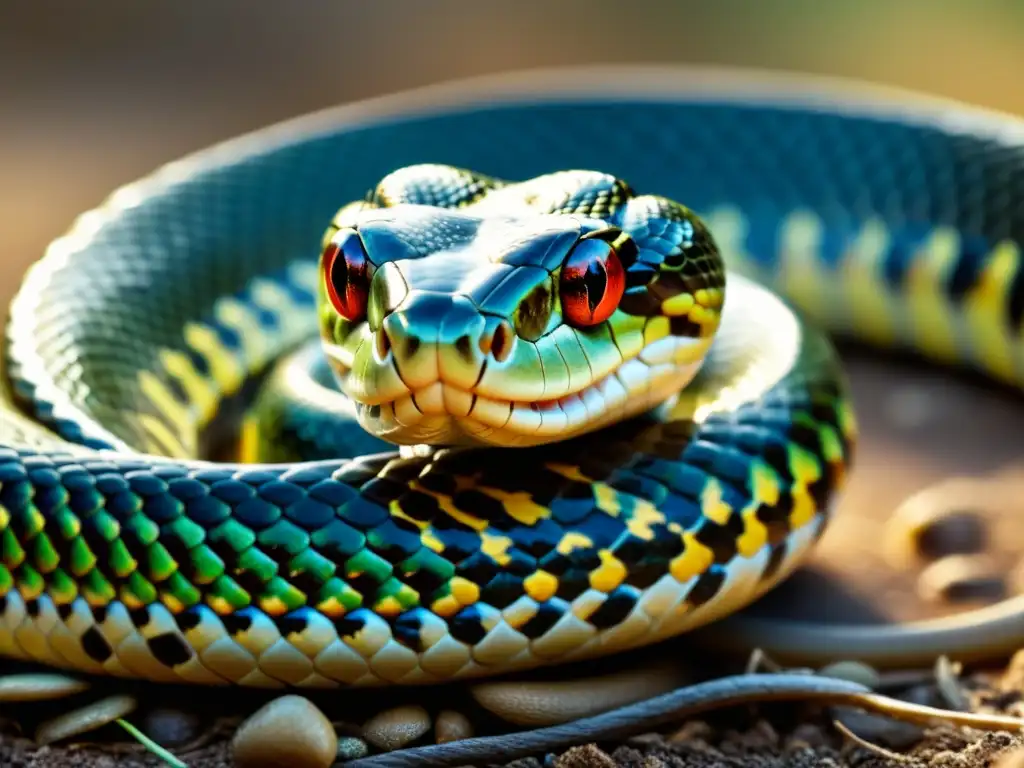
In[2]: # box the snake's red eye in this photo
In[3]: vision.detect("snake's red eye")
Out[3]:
[559,238,626,327]
[322,229,370,322]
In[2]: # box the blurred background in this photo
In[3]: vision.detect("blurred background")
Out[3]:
[3,0,1024,301]
[3,0,1024,624]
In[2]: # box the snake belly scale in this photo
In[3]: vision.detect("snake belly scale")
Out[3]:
[0,67,1022,688]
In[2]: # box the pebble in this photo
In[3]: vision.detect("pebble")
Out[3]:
[362,705,431,751]
[143,707,201,748]
[231,695,337,768]
[886,482,989,567]
[918,554,1006,604]
[818,660,881,689]
[35,693,138,745]
[553,744,617,768]
[883,386,936,431]
[471,660,689,726]
[435,709,473,743]
[336,735,370,760]
[667,720,714,744]
[0,673,90,702]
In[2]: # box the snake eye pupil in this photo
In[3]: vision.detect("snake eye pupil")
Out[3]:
[560,239,626,327]
[322,229,370,322]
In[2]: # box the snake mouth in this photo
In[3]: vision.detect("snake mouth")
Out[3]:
[349,351,707,447]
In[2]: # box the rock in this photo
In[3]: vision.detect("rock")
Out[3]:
[553,744,617,768]
[818,660,881,689]
[362,705,431,751]
[471,659,689,726]
[143,707,201,748]
[667,720,714,744]
[435,709,473,744]
[35,694,137,745]
[336,735,370,760]
[232,695,337,768]
[885,481,989,567]
[918,554,1006,604]
[0,673,89,702]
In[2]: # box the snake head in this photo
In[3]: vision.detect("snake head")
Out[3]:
[317,165,725,447]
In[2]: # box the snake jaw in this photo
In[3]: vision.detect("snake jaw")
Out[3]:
[328,327,714,447]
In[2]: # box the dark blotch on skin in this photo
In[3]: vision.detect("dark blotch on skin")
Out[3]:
[81,626,113,663]
[148,632,195,667]
[514,281,552,341]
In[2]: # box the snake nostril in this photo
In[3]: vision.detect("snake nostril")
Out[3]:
[479,318,515,363]
[490,320,514,363]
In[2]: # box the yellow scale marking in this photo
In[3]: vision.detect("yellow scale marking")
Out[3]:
[904,227,961,364]
[668,532,714,583]
[556,532,592,555]
[184,322,246,397]
[156,348,219,424]
[137,370,193,455]
[523,570,558,602]
[589,550,627,592]
[625,499,665,540]
[214,297,272,368]
[840,218,899,346]
[480,532,513,566]
[961,239,1020,383]
[702,206,765,283]
[734,463,779,558]
[778,210,832,324]
[787,445,823,529]
[699,479,732,526]
[479,488,551,526]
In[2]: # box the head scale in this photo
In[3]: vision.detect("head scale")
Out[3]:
[317,164,725,447]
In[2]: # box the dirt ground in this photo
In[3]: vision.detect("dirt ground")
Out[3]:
[3,661,1024,767]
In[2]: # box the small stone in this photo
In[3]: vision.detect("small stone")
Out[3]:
[786,723,829,749]
[883,386,936,431]
[435,709,473,744]
[363,705,431,751]
[336,736,369,760]
[900,684,940,708]
[554,744,617,768]
[885,481,989,567]
[918,554,1007,604]
[232,695,337,768]
[0,673,90,702]
[35,694,137,745]
[667,720,714,744]
[471,660,688,726]
[143,708,200,748]
[818,660,881,689]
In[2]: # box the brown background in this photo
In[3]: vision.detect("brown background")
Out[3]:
[3,1,1024,624]
[3,0,1024,305]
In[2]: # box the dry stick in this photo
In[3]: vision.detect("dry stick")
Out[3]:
[832,718,913,763]
[340,673,1024,768]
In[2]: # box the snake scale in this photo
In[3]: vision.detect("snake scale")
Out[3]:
[2,67,1024,693]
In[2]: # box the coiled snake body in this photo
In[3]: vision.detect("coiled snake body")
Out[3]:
[2,68,1023,689]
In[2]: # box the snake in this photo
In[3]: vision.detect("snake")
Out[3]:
[2,66,1024,701]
